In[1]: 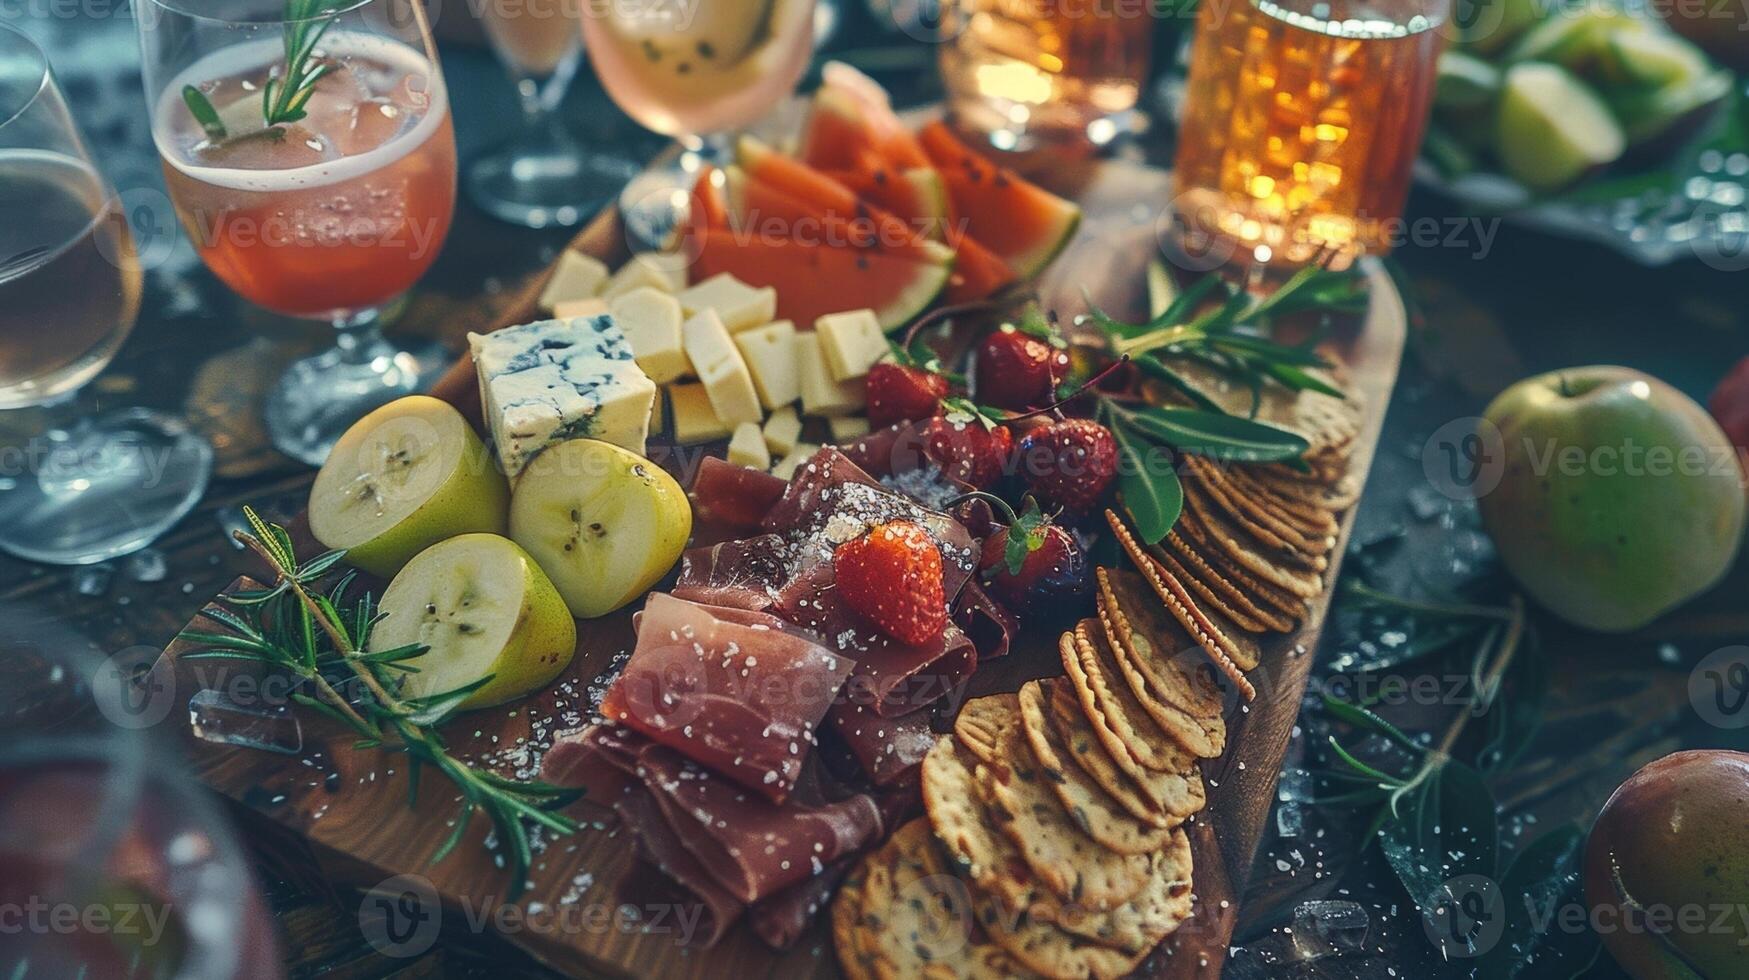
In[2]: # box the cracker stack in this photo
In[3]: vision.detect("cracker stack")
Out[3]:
[834,388,1363,979]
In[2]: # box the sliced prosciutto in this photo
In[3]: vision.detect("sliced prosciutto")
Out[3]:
[953,579,1018,661]
[599,593,852,802]
[825,699,938,788]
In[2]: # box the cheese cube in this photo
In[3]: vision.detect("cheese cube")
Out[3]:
[670,382,732,444]
[609,287,688,384]
[538,251,609,311]
[469,317,656,476]
[700,357,763,428]
[727,422,771,470]
[797,332,866,417]
[771,443,820,480]
[681,309,739,376]
[828,415,870,443]
[602,252,686,299]
[734,319,800,409]
[815,309,889,382]
[650,387,666,435]
[763,406,802,456]
[677,273,777,333]
[553,297,609,320]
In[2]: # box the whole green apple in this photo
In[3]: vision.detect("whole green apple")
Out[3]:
[1478,366,1745,631]
[1583,750,1749,979]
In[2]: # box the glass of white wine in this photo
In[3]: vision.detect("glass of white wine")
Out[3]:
[0,24,212,565]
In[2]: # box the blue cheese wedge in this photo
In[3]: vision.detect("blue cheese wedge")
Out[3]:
[469,316,656,477]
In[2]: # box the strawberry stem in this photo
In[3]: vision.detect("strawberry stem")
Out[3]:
[1006,354,1132,423]
[946,490,1019,526]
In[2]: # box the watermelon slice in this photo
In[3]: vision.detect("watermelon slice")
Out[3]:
[943,230,1017,304]
[918,121,1081,279]
[678,166,729,253]
[801,62,931,170]
[721,165,952,266]
[735,136,952,258]
[689,229,951,331]
[818,165,950,242]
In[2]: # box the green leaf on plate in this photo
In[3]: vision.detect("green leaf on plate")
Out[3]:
[1120,405,1311,462]
[1475,825,1601,980]
[1109,420,1182,544]
[1378,760,1499,917]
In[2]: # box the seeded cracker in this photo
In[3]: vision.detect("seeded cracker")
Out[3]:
[1092,582,1227,758]
[1181,454,1335,562]
[1064,621,1200,773]
[1024,679,1172,829]
[922,735,1041,913]
[1050,678,1207,818]
[956,692,1022,764]
[1181,487,1325,599]
[1151,538,1292,633]
[1015,680,1176,851]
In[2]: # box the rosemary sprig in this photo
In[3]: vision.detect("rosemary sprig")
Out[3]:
[179,507,580,897]
[182,0,350,142]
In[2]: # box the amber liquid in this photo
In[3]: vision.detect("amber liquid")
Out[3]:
[155,35,455,319]
[0,151,141,408]
[476,0,580,76]
[940,0,1154,145]
[1173,0,1443,265]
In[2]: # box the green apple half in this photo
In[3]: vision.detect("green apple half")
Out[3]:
[309,395,509,579]
[371,533,576,711]
[1495,63,1625,193]
[1479,366,1746,632]
[509,438,693,619]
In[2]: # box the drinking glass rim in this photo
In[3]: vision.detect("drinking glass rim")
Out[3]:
[0,23,51,137]
[138,0,382,29]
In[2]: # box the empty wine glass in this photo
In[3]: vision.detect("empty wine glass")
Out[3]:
[136,0,458,465]
[0,23,213,565]
[580,0,818,248]
[468,0,639,227]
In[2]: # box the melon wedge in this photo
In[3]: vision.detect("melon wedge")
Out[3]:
[689,229,951,331]
[722,165,952,265]
[736,136,951,259]
[819,165,951,242]
[944,230,1017,304]
[802,62,931,170]
[918,121,1081,280]
[675,166,729,256]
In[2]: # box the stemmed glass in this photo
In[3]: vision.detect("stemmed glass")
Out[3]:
[0,23,213,566]
[468,0,639,228]
[580,0,819,248]
[136,0,458,466]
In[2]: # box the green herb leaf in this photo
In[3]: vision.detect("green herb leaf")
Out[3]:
[1378,761,1498,917]
[1109,420,1182,545]
[182,85,227,140]
[1117,405,1310,462]
[1003,497,1049,576]
[1475,825,1602,980]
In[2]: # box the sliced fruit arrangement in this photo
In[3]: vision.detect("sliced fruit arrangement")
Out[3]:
[1430,5,1730,193]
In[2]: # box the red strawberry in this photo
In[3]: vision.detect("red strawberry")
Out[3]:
[923,399,1014,489]
[972,496,1090,611]
[1019,418,1119,512]
[1710,355,1749,454]
[975,309,1070,410]
[867,363,948,428]
[834,521,948,646]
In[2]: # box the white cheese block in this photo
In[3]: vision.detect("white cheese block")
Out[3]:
[771,443,820,480]
[610,287,688,384]
[553,297,609,320]
[727,422,772,469]
[815,309,888,382]
[538,251,609,312]
[681,309,740,377]
[762,406,802,456]
[678,273,777,333]
[469,316,656,477]
[734,319,800,409]
[649,387,666,435]
[700,355,763,428]
[797,332,866,417]
[670,382,733,444]
[602,252,686,299]
[828,415,871,443]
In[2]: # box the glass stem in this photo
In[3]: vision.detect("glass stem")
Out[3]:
[332,307,386,367]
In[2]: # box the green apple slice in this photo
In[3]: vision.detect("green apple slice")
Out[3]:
[309,396,509,578]
[1612,69,1732,146]
[1601,28,1710,88]
[372,533,576,711]
[1435,51,1502,111]
[1495,63,1625,193]
[508,439,693,619]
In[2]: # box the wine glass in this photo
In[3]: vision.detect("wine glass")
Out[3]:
[0,609,284,980]
[580,0,819,248]
[468,0,639,228]
[136,0,458,466]
[0,23,213,566]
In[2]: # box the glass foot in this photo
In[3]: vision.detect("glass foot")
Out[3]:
[0,409,213,565]
[263,336,448,467]
[619,163,699,252]
[467,139,639,229]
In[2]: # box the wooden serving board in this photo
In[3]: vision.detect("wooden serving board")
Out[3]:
[153,154,1404,978]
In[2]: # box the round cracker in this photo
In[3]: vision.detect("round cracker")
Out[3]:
[979,726,1152,911]
[1063,622,1198,773]
[955,693,1021,764]
[972,886,1148,980]
[1045,831,1197,955]
[1097,568,1225,719]
[1049,679,1206,819]
[1020,679,1171,832]
[1093,588,1227,759]
[922,735,1040,912]
[833,858,878,980]
[1106,510,1258,694]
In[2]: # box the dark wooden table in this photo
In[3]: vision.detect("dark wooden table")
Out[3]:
[5,10,1746,979]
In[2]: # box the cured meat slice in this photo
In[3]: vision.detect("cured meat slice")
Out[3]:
[600,593,853,802]
[538,722,641,805]
[636,744,884,903]
[825,699,938,788]
[615,787,744,948]
[952,579,1018,661]
[690,455,788,530]
[673,534,791,612]
[748,857,852,951]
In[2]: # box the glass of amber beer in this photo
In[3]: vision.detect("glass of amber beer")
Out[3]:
[1173,0,1447,268]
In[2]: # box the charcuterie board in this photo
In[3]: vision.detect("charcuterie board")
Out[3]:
[152,145,1405,978]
